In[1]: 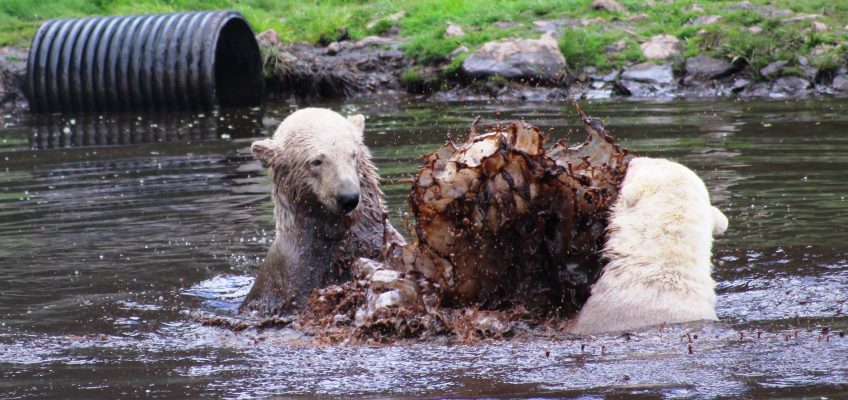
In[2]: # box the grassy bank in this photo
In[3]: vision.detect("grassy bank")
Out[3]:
[2,0,848,75]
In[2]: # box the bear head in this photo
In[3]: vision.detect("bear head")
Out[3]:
[251,108,368,215]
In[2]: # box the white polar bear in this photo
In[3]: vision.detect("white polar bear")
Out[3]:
[240,108,404,315]
[569,157,728,334]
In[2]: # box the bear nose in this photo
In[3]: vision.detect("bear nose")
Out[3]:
[337,192,360,214]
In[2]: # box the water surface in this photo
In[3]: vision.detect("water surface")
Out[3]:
[1,98,846,398]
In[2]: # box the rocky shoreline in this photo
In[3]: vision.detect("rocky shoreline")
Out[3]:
[3,25,848,113]
[253,23,848,105]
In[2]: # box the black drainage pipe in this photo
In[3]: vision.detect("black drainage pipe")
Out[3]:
[26,10,264,113]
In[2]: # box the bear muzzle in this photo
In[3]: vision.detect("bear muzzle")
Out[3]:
[337,192,360,214]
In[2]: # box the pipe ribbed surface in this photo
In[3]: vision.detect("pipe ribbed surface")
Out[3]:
[26,10,264,113]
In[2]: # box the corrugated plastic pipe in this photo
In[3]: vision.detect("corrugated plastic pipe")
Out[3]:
[26,10,264,113]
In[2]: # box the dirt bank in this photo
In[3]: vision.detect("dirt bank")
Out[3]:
[4,36,848,114]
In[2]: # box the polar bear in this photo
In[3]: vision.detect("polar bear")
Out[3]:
[240,108,404,315]
[569,157,728,334]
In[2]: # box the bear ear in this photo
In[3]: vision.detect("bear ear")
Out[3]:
[251,138,283,167]
[711,206,728,236]
[619,183,644,209]
[347,114,365,134]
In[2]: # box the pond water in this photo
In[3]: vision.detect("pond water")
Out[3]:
[0,97,846,398]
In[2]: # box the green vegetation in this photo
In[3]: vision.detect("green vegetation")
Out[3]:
[2,0,848,75]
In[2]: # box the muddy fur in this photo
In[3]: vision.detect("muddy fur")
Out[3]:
[240,108,404,315]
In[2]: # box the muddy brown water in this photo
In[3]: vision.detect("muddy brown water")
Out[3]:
[1,98,847,398]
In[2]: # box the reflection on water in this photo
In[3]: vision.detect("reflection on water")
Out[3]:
[0,98,847,398]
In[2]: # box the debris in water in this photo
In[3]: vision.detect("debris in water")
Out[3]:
[241,110,633,343]
[192,312,294,331]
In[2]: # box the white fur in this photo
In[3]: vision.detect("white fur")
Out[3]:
[252,107,367,216]
[569,157,728,334]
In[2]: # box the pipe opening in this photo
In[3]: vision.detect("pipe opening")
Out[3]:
[26,11,265,113]
[214,18,264,109]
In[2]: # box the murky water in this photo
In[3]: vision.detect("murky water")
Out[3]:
[1,98,847,398]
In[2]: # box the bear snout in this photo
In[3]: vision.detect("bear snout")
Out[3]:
[337,192,360,214]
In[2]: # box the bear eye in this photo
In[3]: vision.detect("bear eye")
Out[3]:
[351,153,357,160]
[311,159,322,167]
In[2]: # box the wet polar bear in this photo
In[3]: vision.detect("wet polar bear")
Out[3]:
[569,157,728,334]
[240,108,403,315]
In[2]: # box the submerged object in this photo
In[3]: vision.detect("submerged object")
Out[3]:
[26,10,264,113]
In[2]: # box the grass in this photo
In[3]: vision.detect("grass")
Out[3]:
[2,0,848,77]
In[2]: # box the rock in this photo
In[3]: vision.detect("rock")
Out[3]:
[803,66,819,82]
[812,21,828,32]
[366,11,407,30]
[760,60,788,79]
[353,36,399,48]
[791,56,818,80]
[606,39,627,54]
[614,79,677,98]
[461,33,566,82]
[628,13,649,22]
[832,75,848,92]
[687,15,722,26]
[449,46,469,59]
[748,26,763,34]
[731,78,750,93]
[640,34,680,60]
[591,69,620,82]
[772,76,811,95]
[684,56,736,80]
[580,17,606,26]
[445,22,465,38]
[256,29,280,48]
[590,0,626,12]
[770,9,795,18]
[532,19,579,35]
[621,62,674,84]
[781,14,821,24]
[738,81,773,98]
[325,41,342,55]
